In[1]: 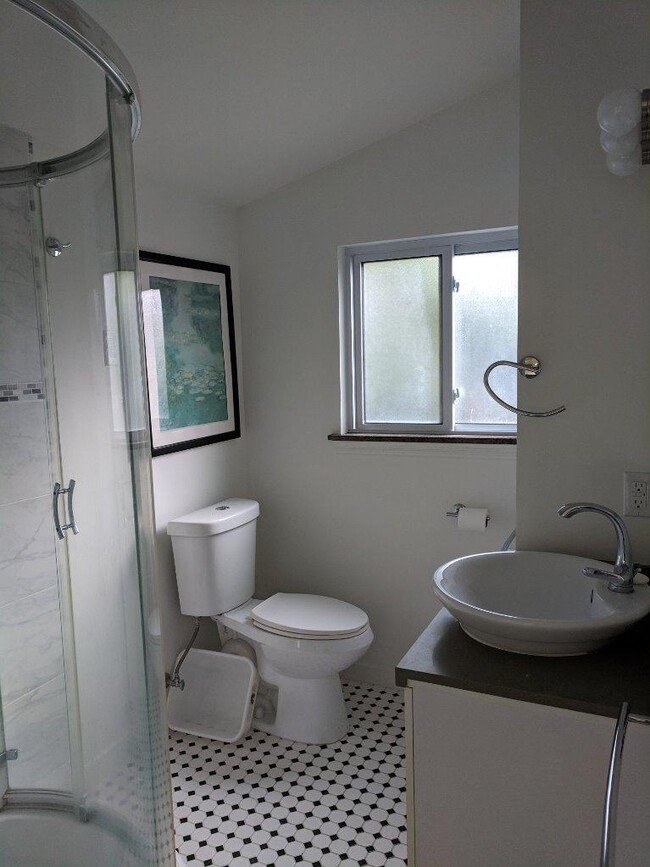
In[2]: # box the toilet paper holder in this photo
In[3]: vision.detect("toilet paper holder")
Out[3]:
[446,503,490,524]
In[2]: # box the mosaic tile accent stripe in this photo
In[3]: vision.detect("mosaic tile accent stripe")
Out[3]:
[170,681,407,867]
[0,382,45,402]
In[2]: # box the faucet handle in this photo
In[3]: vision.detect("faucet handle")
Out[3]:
[583,567,618,579]
[582,567,634,593]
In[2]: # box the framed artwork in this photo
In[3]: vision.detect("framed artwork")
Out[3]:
[139,250,240,456]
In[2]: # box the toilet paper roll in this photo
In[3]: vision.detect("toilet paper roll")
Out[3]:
[457,507,489,532]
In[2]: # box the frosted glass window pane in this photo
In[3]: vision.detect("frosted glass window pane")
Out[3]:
[361,256,441,424]
[453,250,518,425]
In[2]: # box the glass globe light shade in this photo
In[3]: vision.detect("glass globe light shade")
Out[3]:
[597,88,642,136]
[600,126,640,157]
[606,144,642,177]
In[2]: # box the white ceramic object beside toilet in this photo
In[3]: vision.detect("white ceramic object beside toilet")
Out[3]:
[167,499,373,744]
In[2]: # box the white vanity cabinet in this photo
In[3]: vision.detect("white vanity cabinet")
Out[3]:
[404,681,650,867]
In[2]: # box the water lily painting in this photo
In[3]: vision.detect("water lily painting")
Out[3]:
[140,251,240,455]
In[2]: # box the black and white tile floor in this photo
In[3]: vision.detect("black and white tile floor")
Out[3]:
[170,682,407,866]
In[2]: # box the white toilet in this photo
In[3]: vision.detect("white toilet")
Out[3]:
[167,498,373,744]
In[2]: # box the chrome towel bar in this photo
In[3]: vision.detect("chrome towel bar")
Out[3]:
[601,704,650,866]
[483,356,566,418]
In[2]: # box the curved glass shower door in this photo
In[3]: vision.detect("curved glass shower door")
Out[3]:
[0,2,175,865]
[0,696,7,802]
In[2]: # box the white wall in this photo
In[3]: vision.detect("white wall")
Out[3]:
[238,79,519,684]
[517,1,650,561]
[136,179,248,669]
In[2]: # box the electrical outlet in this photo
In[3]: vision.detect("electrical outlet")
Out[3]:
[624,472,650,517]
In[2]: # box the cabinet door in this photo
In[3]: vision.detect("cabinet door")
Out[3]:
[411,682,650,867]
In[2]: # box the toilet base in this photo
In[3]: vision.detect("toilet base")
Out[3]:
[216,601,373,744]
[254,670,349,744]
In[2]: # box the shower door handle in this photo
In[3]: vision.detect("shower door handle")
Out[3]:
[53,482,64,539]
[53,479,79,539]
[66,479,79,536]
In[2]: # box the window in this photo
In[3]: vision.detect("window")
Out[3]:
[340,229,518,436]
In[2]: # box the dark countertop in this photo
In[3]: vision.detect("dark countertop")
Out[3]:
[395,609,650,719]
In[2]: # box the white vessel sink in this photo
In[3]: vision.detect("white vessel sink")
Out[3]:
[433,551,650,656]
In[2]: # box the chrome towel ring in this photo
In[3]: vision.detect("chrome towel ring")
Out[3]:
[483,356,566,418]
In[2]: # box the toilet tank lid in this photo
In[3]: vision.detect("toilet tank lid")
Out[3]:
[167,499,260,537]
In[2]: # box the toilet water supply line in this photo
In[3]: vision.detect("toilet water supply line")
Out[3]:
[167,617,200,691]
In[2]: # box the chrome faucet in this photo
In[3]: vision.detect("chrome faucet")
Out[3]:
[557,503,635,593]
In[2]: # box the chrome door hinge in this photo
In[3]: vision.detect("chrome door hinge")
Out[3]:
[452,278,460,293]
[0,749,18,765]
[78,795,91,823]
[452,388,460,403]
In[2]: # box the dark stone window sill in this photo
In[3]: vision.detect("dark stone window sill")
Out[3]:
[328,433,517,445]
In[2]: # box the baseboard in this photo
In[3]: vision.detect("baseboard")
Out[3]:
[343,660,398,688]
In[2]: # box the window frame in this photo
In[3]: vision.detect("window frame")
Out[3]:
[339,228,519,436]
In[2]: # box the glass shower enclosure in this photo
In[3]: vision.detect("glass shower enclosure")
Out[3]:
[0,1,175,864]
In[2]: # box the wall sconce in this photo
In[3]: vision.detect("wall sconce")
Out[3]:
[597,87,650,176]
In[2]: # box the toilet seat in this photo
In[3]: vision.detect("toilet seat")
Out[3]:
[250,593,369,640]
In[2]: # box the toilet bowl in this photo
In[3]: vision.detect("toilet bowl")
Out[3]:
[167,499,373,744]
[217,596,374,743]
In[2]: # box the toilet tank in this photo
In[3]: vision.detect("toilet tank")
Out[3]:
[167,498,259,616]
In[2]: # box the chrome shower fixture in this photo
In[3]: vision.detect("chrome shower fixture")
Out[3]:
[45,236,71,257]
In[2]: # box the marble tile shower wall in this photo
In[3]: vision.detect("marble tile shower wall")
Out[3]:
[0,125,71,790]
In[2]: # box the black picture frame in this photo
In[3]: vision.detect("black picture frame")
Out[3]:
[139,250,240,456]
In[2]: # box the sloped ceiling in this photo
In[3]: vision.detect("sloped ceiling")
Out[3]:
[77,0,519,205]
